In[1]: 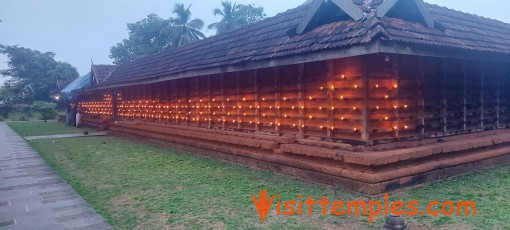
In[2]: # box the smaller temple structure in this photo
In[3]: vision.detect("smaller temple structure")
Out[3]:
[61,63,116,101]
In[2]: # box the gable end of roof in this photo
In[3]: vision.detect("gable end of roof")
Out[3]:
[376,0,435,28]
[296,0,364,35]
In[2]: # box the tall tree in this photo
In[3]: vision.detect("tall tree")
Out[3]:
[166,4,205,47]
[207,1,239,34]
[110,14,170,65]
[0,45,79,104]
[237,4,266,24]
[208,1,266,34]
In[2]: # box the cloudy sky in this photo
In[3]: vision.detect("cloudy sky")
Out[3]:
[0,0,508,82]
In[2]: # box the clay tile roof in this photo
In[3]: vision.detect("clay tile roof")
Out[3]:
[91,64,116,83]
[100,0,510,88]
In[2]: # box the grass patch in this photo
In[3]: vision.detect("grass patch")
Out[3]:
[8,122,510,229]
[7,120,90,137]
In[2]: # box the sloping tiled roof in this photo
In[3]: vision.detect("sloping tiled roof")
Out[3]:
[381,4,510,54]
[101,0,510,87]
[91,64,116,83]
[61,73,92,100]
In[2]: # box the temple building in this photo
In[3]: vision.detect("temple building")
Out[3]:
[77,0,510,194]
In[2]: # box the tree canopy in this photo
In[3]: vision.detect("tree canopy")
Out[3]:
[166,4,206,48]
[110,4,205,65]
[110,14,170,65]
[208,1,265,34]
[110,2,264,65]
[0,45,79,104]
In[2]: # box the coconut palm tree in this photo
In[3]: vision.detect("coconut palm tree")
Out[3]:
[208,1,266,35]
[207,1,240,34]
[167,4,205,47]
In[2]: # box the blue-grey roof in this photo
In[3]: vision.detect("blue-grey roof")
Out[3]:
[61,73,91,100]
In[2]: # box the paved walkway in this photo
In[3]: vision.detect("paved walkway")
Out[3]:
[0,123,112,230]
[25,132,108,141]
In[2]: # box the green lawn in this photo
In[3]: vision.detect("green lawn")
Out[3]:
[8,121,510,229]
[7,120,90,137]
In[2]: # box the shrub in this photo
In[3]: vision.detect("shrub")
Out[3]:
[31,101,58,120]
[7,111,28,121]
[0,106,12,118]
[17,115,29,121]
[0,115,4,122]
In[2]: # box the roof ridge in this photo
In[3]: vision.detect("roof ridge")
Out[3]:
[366,17,389,40]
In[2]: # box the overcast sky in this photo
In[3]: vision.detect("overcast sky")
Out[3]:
[1,0,509,83]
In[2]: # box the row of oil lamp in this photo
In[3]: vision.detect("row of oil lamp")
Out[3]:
[113,111,410,131]
[80,96,112,116]
[79,81,410,131]
[115,81,399,104]
[80,103,410,131]
[113,113,410,131]
[116,93,395,104]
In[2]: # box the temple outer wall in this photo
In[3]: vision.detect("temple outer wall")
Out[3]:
[77,53,510,145]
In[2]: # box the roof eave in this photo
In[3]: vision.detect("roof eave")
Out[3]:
[93,41,383,90]
[93,38,510,90]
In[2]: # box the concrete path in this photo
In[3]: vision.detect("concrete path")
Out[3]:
[0,123,112,230]
[25,132,108,141]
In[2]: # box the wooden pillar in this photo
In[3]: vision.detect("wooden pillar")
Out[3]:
[137,85,143,122]
[221,74,226,130]
[158,84,163,123]
[237,72,242,130]
[185,79,190,126]
[462,60,467,130]
[208,75,212,129]
[112,92,119,121]
[392,55,400,138]
[326,60,334,139]
[496,64,501,127]
[151,85,155,123]
[441,58,448,134]
[140,87,145,121]
[174,81,179,125]
[274,67,281,134]
[418,56,426,135]
[480,61,485,129]
[298,64,305,137]
[195,77,199,127]
[361,57,370,143]
[254,70,260,132]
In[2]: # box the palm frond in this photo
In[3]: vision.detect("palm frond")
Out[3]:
[191,30,205,39]
[213,8,224,17]
[207,22,219,30]
[188,18,204,30]
[173,3,190,24]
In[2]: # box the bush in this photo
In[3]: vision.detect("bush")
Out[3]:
[0,106,11,118]
[7,111,29,121]
[31,101,57,120]
[1,104,30,119]
[0,115,4,122]
[18,115,29,121]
